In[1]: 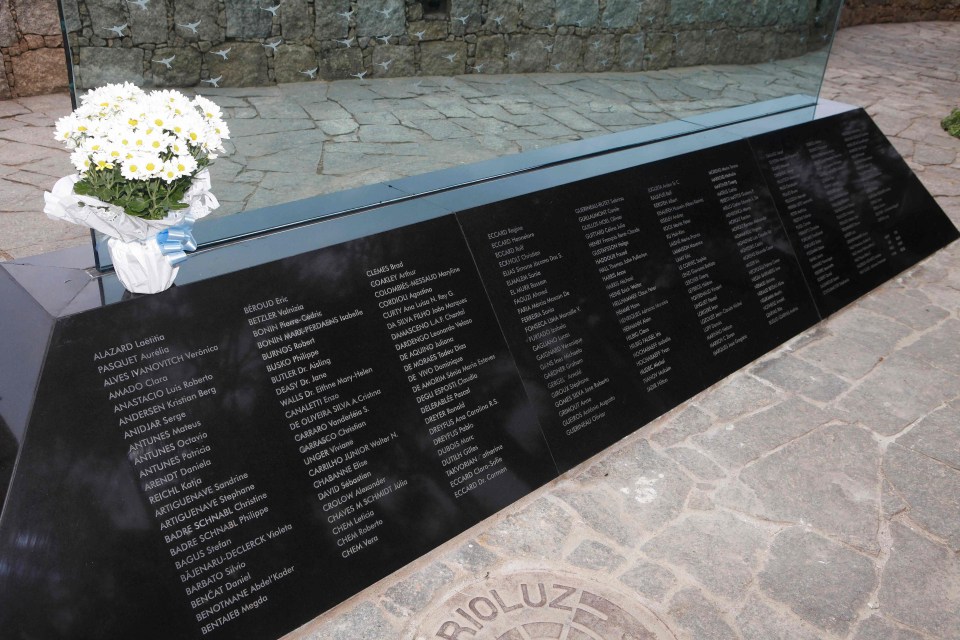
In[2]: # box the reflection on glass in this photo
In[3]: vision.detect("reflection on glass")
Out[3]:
[58,0,841,226]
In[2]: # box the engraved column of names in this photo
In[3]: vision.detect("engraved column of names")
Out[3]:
[485,225,614,437]
[95,335,292,636]
[710,162,800,326]
[369,261,511,498]
[807,138,887,274]
[576,196,673,392]
[650,180,747,356]
[245,296,394,560]
[763,148,849,295]
[840,124,908,259]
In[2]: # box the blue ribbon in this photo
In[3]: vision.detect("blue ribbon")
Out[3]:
[155,223,198,266]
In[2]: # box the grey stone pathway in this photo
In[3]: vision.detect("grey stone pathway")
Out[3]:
[0,46,829,257]
[1,21,959,640]
[206,51,824,215]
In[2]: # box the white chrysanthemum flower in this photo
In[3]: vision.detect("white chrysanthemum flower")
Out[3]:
[139,153,164,178]
[167,137,188,156]
[152,89,194,116]
[104,143,127,163]
[90,152,116,172]
[193,95,223,121]
[79,137,106,156]
[175,153,197,174]
[142,130,173,154]
[111,83,145,105]
[106,124,137,149]
[54,115,81,148]
[174,112,208,147]
[70,148,92,174]
[119,152,160,180]
[128,129,152,151]
[119,106,147,130]
[160,154,198,182]
[159,163,180,183]
[119,159,143,181]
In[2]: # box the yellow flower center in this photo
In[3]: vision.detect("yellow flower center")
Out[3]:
[128,118,138,126]
[145,162,156,171]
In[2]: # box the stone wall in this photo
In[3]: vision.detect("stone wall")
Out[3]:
[0,0,70,98]
[840,0,960,27]
[52,0,836,89]
[3,0,959,99]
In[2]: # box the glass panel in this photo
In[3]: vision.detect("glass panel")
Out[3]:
[56,0,843,266]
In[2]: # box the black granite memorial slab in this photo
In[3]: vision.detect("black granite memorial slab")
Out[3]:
[0,215,556,640]
[1,107,956,640]
[0,267,58,504]
[457,139,819,471]
[750,108,960,316]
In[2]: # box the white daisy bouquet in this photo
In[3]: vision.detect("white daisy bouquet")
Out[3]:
[53,82,229,220]
[44,83,230,293]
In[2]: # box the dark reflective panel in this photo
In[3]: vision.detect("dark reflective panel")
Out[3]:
[750,109,960,316]
[0,268,57,507]
[0,215,556,640]
[628,139,820,385]
[457,139,818,471]
[4,106,956,640]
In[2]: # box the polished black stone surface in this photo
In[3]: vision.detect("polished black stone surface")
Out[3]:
[0,109,955,640]
[751,108,959,316]
[0,216,555,640]
[457,139,818,471]
[0,267,58,505]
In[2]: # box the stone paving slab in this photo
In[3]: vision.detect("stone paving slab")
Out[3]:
[0,51,829,257]
[0,21,959,640]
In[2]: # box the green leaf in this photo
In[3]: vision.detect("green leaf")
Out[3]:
[942,108,960,139]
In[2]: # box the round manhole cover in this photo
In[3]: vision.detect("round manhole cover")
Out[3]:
[410,570,677,639]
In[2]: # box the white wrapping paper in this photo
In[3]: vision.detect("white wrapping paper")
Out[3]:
[106,236,179,294]
[43,169,219,294]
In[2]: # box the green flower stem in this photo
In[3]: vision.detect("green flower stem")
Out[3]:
[73,148,211,220]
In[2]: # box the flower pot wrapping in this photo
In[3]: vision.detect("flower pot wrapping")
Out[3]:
[43,169,219,294]
[107,236,179,294]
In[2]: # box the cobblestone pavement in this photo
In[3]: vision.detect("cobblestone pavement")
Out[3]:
[0,48,830,258]
[2,21,960,640]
